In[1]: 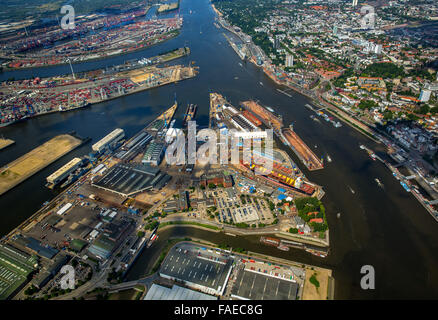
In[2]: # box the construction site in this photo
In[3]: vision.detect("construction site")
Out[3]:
[0,134,84,196]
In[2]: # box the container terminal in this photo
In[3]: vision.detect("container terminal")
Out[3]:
[0,56,197,127]
[1,9,182,70]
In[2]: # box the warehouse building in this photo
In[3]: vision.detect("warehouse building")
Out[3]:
[92,163,171,197]
[46,157,83,186]
[159,245,233,296]
[144,284,217,300]
[92,128,125,153]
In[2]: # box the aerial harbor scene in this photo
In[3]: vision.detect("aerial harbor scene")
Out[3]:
[0,0,437,308]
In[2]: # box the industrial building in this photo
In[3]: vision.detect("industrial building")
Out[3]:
[159,244,233,296]
[88,234,116,260]
[88,218,134,260]
[92,163,171,197]
[142,140,165,166]
[46,157,83,186]
[114,131,153,161]
[200,173,233,188]
[92,128,125,153]
[144,284,217,300]
[0,243,38,300]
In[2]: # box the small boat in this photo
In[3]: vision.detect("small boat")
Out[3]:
[239,62,243,67]
[277,245,290,251]
[336,213,341,219]
[259,81,263,86]
[327,155,332,163]
[349,186,355,194]
[375,178,384,188]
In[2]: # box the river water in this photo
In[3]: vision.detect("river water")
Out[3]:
[0,0,437,299]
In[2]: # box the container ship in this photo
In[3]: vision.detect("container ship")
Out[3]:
[182,103,197,126]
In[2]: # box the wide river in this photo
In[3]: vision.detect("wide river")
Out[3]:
[0,0,437,299]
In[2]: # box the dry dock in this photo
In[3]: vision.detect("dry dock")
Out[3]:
[281,128,323,171]
[0,138,15,151]
[0,134,83,196]
[241,100,283,131]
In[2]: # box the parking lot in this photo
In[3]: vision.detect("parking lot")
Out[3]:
[231,267,299,300]
[160,243,232,295]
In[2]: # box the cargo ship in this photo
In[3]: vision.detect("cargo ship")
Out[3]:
[182,103,197,126]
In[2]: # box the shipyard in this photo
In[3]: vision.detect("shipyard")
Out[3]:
[0,91,331,300]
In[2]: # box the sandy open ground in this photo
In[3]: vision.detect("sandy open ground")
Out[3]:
[0,134,81,195]
[0,138,14,151]
[302,267,331,300]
